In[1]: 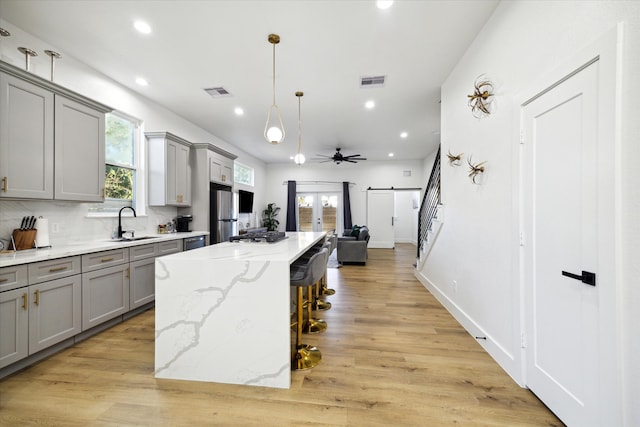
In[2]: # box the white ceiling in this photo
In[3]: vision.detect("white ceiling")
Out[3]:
[0,0,499,164]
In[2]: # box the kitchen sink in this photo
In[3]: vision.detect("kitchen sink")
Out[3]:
[116,236,156,242]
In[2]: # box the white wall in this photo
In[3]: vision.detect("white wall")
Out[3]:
[418,1,640,424]
[0,19,267,245]
[263,160,425,233]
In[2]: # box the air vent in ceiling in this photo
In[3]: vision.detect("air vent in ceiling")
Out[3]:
[360,75,386,88]
[204,87,232,98]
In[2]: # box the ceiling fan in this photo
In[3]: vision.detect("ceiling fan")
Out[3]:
[316,148,367,164]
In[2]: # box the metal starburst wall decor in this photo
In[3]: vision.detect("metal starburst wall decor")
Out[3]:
[467,156,487,184]
[446,150,463,166]
[467,75,494,118]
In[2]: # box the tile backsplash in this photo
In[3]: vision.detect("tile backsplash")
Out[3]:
[0,200,178,248]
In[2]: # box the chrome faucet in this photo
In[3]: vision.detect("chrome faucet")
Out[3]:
[118,206,137,239]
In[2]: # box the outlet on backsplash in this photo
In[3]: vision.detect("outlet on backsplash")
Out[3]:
[51,223,60,233]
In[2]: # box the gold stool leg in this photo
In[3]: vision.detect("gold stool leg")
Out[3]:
[321,270,336,296]
[304,285,327,334]
[292,286,321,370]
[313,278,332,311]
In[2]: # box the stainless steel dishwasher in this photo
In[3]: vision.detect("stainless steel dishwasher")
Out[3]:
[183,235,206,251]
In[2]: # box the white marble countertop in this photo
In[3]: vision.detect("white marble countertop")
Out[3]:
[0,231,209,268]
[159,231,324,264]
[154,231,325,389]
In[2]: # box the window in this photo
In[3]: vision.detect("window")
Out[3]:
[89,112,141,214]
[234,162,254,186]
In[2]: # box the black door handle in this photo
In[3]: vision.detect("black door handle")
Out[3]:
[561,270,596,287]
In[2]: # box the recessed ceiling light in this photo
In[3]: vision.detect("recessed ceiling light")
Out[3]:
[134,21,151,34]
[388,152,394,157]
[365,100,375,109]
[234,107,244,116]
[135,77,149,86]
[377,1,393,10]
[400,132,408,138]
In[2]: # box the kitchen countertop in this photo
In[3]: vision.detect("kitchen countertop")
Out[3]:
[0,231,209,268]
[154,231,325,389]
[158,231,322,263]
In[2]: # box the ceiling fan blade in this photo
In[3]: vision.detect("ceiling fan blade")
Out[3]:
[343,159,358,163]
[343,154,362,158]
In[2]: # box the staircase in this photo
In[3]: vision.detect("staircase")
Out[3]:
[416,146,442,268]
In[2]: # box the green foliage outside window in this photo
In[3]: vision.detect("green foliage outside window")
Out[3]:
[105,165,133,200]
[105,113,135,202]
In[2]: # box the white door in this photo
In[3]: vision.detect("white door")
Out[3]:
[522,59,614,426]
[367,190,394,248]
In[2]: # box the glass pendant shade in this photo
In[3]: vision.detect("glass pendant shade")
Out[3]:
[294,153,306,165]
[264,104,285,144]
[264,34,285,144]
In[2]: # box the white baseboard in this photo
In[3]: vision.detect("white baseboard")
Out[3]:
[414,269,524,387]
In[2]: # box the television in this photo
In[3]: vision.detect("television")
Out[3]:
[238,190,254,213]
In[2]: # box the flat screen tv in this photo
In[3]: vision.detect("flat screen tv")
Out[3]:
[238,190,254,213]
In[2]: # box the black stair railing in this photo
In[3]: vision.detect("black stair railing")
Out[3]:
[417,145,441,258]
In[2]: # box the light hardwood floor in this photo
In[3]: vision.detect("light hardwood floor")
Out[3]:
[0,244,562,426]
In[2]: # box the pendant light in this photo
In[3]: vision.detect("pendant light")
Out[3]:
[294,91,306,165]
[264,34,285,144]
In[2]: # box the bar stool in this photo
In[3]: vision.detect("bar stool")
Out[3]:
[290,247,329,370]
[321,234,337,297]
[313,240,333,311]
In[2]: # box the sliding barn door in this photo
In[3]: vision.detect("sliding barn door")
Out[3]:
[366,189,394,248]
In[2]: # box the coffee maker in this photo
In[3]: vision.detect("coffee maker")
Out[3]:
[175,215,192,232]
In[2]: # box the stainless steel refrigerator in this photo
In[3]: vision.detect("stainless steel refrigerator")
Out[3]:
[210,183,237,243]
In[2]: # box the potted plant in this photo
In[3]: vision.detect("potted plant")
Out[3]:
[262,203,280,231]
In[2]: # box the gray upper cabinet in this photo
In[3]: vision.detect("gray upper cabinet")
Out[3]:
[147,132,192,207]
[0,71,54,199]
[0,60,111,202]
[54,95,106,202]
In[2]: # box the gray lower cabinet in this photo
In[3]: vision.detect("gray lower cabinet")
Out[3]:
[0,262,81,369]
[81,263,130,331]
[129,241,181,309]
[0,287,28,368]
[1,236,195,373]
[28,275,81,354]
[130,257,155,309]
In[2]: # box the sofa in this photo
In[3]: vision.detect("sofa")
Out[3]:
[337,226,370,264]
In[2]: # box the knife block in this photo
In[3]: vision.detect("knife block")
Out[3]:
[11,229,37,250]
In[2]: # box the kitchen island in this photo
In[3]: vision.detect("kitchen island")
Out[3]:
[154,231,325,389]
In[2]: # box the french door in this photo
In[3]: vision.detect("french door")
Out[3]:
[297,193,338,233]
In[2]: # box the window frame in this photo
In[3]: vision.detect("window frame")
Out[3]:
[234,161,254,187]
[87,110,145,217]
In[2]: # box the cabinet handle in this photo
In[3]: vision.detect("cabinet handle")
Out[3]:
[101,257,114,262]
[2,176,7,192]
[22,293,28,310]
[34,289,39,306]
[125,267,130,278]
[49,266,67,272]
[0,277,8,283]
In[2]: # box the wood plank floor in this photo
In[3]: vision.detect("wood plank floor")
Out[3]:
[0,244,562,426]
